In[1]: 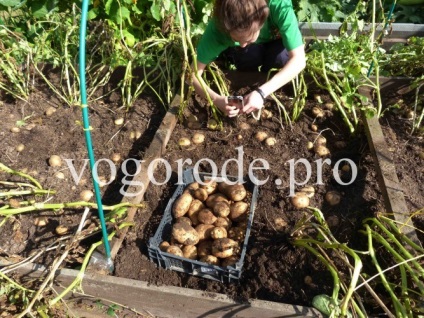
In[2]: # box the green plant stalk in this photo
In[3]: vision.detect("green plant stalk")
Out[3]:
[318,52,356,132]
[181,0,222,127]
[0,201,143,216]
[400,262,413,316]
[365,225,408,317]
[372,55,383,117]
[305,214,391,317]
[378,215,424,253]
[0,180,38,189]
[293,240,340,302]
[0,200,35,211]
[177,1,189,107]
[0,163,42,189]
[0,270,34,293]
[310,64,354,133]
[206,64,230,96]
[291,73,307,121]
[0,216,10,227]
[298,239,362,316]
[366,229,424,295]
[367,218,424,273]
[123,60,133,109]
[50,222,133,305]
[412,81,423,132]
[0,189,55,198]
[270,94,291,127]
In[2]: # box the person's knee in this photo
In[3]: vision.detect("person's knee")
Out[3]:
[262,40,287,72]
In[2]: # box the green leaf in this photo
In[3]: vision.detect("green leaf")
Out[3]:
[117,7,130,23]
[105,0,114,15]
[0,0,21,6]
[87,8,99,20]
[150,3,161,21]
[163,0,171,11]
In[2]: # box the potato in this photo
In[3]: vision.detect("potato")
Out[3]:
[193,188,208,201]
[229,201,249,222]
[170,238,184,249]
[300,186,315,198]
[172,222,199,245]
[182,245,198,260]
[211,226,227,239]
[186,199,205,226]
[265,137,277,147]
[172,192,193,218]
[186,182,199,192]
[199,255,220,266]
[314,145,330,157]
[192,133,205,145]
[166,246,184,257]
[200,180,218,194]
[159,241,170,252]
[197,209,217,225]
[213,201,230,217]
[212,238,237,258]
[255,131,268,142]
[316,136,327,145]
[221,256,239,267]
[197,240,213,257]
[205,193,230,208]
[195,224,215,241]
[312,106,324,118]
[325,191,341,205]
[228,227,245,241]
[291,192,310,209]
[175,217,192,226]
[218,183,247,201]
[214,217,232,230]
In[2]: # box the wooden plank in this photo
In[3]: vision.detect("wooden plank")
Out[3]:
[17,263,322,318]
[109,96,180,260]
[361,88,422,247]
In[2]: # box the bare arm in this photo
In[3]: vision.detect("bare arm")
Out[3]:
[242,45,306,114]
[191,61,241,117]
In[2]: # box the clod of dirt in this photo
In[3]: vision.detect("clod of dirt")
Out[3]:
[45,106,57,117]
[274,217,288,231]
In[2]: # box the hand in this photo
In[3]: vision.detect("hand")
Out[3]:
[215,96,241,117]
[242,90,264,114]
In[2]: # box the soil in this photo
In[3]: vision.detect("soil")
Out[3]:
[1,70,422,316]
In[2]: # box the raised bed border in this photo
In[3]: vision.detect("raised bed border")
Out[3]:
[300,22,424,42]
[18,262,321,318]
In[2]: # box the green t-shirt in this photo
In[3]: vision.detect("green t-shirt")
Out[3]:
[197,0,303,65]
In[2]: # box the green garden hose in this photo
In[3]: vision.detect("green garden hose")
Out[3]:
[79,0,113,271]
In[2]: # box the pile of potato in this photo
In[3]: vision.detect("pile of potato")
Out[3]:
[159,180,250,267]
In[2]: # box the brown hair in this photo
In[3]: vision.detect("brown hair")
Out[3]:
[213,0,269,34]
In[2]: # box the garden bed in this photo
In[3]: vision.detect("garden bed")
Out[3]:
[2,71,423,317]
[113,73,388,311]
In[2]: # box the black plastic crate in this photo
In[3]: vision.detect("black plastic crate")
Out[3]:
[148,168,258,283]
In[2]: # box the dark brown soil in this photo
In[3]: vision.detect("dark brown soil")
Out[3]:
[1,70,422,316]
[113,74,387,308]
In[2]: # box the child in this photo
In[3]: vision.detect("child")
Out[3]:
[191,0,305,117]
